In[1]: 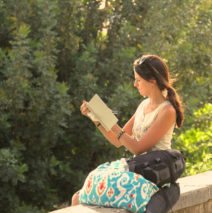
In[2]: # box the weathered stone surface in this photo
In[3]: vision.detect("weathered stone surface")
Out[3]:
[50,204,129,213]
[50,171,212,213]
[169,170,212,212]
[170,199,212,213]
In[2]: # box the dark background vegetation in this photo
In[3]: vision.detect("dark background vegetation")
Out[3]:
[0,0,211,212]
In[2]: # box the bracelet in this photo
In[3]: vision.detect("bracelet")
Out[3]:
[96,122,101,127]
[117,129,125,140]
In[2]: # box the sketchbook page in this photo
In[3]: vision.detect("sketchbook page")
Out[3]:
[87,94,118,131]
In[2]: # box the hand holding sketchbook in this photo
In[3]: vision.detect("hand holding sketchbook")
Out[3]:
[87,94,118,131]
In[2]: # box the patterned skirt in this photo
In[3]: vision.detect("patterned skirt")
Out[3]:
[79,158,159,213]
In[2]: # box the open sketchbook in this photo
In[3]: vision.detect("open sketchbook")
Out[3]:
[87,94,118,131]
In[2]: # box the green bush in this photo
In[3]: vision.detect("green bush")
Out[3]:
[0,148,27,211]
[173,104,212,176]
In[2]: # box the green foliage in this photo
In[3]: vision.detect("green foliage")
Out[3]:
[173,104,212,176]
[0,0,211,212]
[0,148,27,212]
[0,0,71,212]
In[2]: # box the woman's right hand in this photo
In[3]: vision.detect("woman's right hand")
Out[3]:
[80,100,90,117]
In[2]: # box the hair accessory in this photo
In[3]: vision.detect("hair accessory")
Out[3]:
[117,129,125,140]
[139,56,146,65]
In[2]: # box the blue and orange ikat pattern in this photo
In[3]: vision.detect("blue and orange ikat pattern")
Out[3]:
[79,160,159,213]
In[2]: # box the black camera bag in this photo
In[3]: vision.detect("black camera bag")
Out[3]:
[127,149,185,187]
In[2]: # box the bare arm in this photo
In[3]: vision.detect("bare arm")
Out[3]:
[97,124,122,148]
[96,113,135,147]
[80,100,134,148]
[111,104,176,155]
[122,114,135,136]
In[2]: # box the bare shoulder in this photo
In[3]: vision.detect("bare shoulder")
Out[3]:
[159,104,176,119]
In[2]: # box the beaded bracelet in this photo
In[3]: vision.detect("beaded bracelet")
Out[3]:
[117,129,125,140]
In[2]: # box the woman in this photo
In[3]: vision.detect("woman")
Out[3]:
[72,55,184,212]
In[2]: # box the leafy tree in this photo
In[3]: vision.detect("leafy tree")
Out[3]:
[0,0,71,211]
[0,0,211,212]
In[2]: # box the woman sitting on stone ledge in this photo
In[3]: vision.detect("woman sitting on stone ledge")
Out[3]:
[72,55,184,213]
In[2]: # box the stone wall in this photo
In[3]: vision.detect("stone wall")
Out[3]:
[169,170,212,213]
[50,171,212,213]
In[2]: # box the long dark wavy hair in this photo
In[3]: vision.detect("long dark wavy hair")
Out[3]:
[133,54,184,128]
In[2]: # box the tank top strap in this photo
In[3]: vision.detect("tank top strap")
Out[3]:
[150,100,171,120]
[156,100,170,113]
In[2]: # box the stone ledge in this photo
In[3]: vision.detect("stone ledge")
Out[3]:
[169,170,212,212]
[50,171,212,213]
[53,205,128,213]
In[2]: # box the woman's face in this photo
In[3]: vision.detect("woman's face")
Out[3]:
[134,71,153,97]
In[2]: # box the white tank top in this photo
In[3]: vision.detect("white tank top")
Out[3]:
[132,98,175,151]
